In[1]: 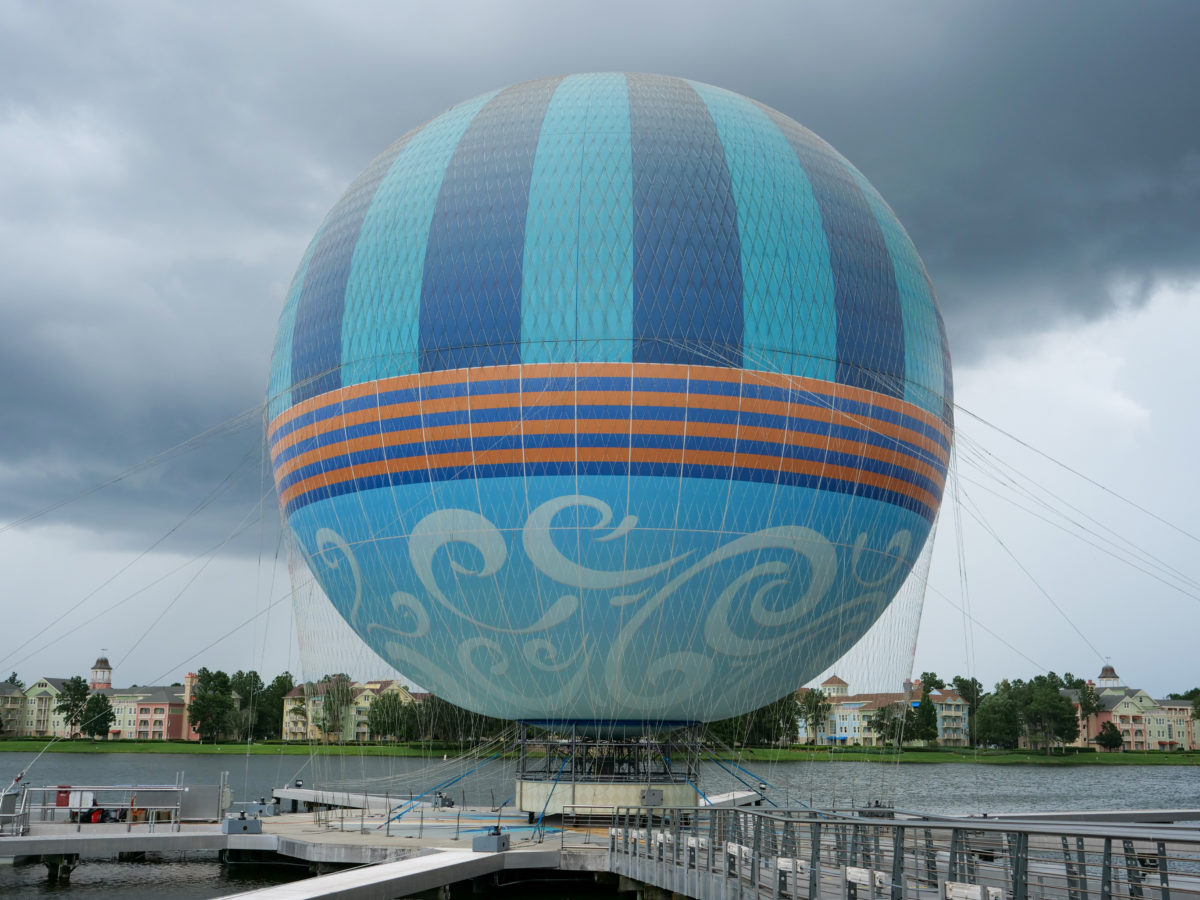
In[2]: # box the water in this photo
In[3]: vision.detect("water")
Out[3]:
[0,857,309,898]
[3,749,1199,898]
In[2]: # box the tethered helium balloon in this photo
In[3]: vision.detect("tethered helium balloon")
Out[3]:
[267,73,953,730]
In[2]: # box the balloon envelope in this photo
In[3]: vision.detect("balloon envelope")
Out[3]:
[268,73,953,727]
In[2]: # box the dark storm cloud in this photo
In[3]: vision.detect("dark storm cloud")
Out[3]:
[2,0,1198,545]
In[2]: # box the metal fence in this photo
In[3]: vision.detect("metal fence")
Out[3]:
[0,790,27,836]
[609,806,1200,900]
[19,784,187,832]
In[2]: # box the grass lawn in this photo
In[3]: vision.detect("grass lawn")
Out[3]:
[724,747,1200,765]
[0,740,462,757]
[2,740,1197,765]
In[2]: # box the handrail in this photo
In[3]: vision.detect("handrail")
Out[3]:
[20,783,186,833]
[607,805,1200,900]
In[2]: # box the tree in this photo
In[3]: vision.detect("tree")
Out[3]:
[1019,675,1080,753]
[951,676,983,744]
[54,676,90,736]
[975,689,1022,748]
[230,670,266,740]
[1076,683,1101,718]
[706,695,800,747]
[256,672,295,740]
[316,678,354,741]
[188,668,236,743]
[367,690,409,741]
[867,702,913,749]
[758,693,801,746]
[911,692,940,744]
[919,671,946,691]
[6,672,24,690]
[1096,721,1123,752]
[797,689,832,744]
[79,693,116,739]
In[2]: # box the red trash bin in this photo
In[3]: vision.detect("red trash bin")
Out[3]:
[55,786,71,807]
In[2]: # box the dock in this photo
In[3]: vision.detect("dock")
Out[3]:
[5,786,1200,899]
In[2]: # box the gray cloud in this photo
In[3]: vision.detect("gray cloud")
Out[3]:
[2,0,1198,545]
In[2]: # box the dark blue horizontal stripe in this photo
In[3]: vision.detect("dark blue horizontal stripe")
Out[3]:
[275,428,944,498]
[284,462,937,523]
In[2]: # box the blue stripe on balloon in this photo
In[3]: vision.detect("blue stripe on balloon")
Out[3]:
[269,378,951,463]
[270,394,949,475]
[523,74,634,365]
[289,138,413,402]
[273,402,946,490]
[341,91,499,386]
[419,77,564,372]
[689,81,836,381]
[276,430,944,500]
[762,108,907,399]
[850,167,944,417]
[283,464,936,523]
[627,74,743,367]
[267,224,325,420]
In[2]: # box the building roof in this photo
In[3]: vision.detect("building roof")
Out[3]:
[1098,664,1119,680]
[284,678,356,699]
[1156,698,1193,708]
[94,685,185,704]
[0,681,22,697]
[821,676,848,687]
[92,657,111,669]
[28,676,72,694]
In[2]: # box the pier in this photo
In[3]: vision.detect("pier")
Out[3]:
[5,783,1200,899]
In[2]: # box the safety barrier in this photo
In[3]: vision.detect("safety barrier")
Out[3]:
[609,805,1200,900]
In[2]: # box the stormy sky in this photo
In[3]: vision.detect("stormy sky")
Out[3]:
[1,1,1198,698]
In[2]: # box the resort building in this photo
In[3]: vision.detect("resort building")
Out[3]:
[14,658,199,741]
[1066,665,1196,751]
[0,681,25,737]
[282,678,416,741]
[20,677,72,738]
[798,676,970,747]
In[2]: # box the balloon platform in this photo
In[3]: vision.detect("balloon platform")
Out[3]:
[514,725,706,816]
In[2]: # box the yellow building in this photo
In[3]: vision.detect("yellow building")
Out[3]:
[282,678,416,741]
[798,676,969,747]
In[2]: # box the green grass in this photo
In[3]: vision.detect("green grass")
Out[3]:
[721,747,1200,765]
[1,740,1197,765]
[0,740,480,757]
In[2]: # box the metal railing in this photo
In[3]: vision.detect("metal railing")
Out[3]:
[609,805,1200,900]
[20,784,186,832]
[0,790,27,836]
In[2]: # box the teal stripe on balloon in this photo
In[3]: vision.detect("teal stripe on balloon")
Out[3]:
[690,81,835,381]
[850,170,944,417]
[340,90,499,386]
[523,73,633,365]
[267,225,324,420]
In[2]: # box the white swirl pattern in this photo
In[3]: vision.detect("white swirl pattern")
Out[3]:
[303,494,916,722]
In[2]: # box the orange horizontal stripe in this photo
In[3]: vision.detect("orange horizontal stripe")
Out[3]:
[276,444,941,513]
[269,388,949,470]
[268,362,952,444]
[272,413,947,491]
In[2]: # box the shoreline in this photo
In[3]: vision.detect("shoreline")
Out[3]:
[1,741,1197,765]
